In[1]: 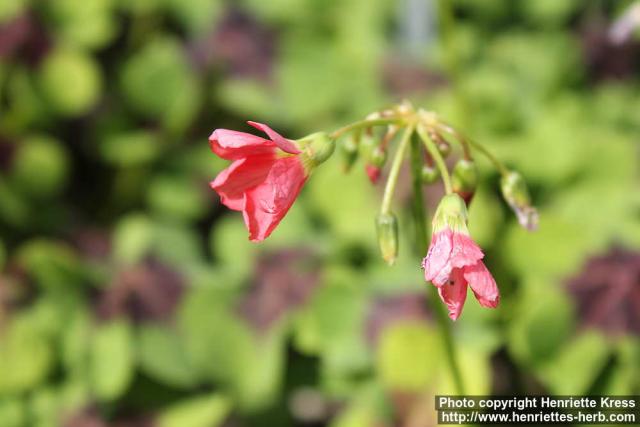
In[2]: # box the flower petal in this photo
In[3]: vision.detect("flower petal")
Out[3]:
[210,154,276,211]
[248,121,301,154]
[437,268,468,321]
[450,232,484,268]
[242,156,307,241]
[209,129,277,160]
[423,229,454,286]
[463,261,499,308]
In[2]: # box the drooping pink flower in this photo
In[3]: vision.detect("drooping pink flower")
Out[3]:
[422,194,499,320]
[209,121,307,242]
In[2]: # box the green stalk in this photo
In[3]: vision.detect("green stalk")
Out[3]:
[417,125,453,194]
[380,125,414,214]
[437,123,509,176]
[409,136,465,395]
[466,138,510,176]
[330,118,400,139]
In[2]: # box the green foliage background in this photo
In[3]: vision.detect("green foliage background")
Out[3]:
[0,0,639,426]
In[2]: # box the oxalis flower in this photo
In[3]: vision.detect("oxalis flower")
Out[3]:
[209,121,334,241]
[422,194,499,320]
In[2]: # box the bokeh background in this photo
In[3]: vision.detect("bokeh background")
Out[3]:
[1,0,639,426]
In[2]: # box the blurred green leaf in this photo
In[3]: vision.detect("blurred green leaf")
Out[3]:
[11,135,69,199]
[467,185,504,248]
[89,320,134,401]
[100,131,160,167]
[0,0,26,24]
[120,37,200,132]
[0,398,25,427]
[113,213,154,265]
[539,331,609,394]
[2,67,49,132]
[137,324,199,388]
[29,386,61,427]
[0,314,53,394]
[502,215,591,279]
[152,220,205,267]
[163,0,222,35]
[216,79,280,122]
[376,321,441,392]
[61,309,92,375]
[39,47,102,116]
[147,175,208,222]
[306,156,378,242]
[209,215,258,278]
[508,281,575,366]
[0,177,29,227]
[47,0,118,49]
[330,403,378,427]
[16,239,82,290]
[178,287,286,411]
[158,393,231,427]
[519,0,580,26]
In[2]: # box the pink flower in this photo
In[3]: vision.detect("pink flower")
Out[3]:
[422,194,499,320]
[209,121,307,242]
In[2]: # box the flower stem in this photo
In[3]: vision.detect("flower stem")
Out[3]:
[467,138,510,176]
[330,118,400,139]
[417,125,453,194]
[409,136,429,254]
[438,124,510,176]
[409,137,465,395]
[380,125,414,215]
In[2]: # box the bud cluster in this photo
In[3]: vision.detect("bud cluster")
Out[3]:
[330,101,538,265]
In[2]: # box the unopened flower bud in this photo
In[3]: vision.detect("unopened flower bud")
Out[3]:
[298,132,335,168]
[375,212,399,265]
[451,159,478,204]
[428,129,450,158]
[500,171,539,231]
[438,141,451,158]
[365,164,381,184]
[421,165,440,184]
[340,134,359,172]
[370,146,387,168]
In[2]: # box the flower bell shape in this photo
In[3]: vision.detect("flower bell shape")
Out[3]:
[209,121,333,241]
[422,194,499,320]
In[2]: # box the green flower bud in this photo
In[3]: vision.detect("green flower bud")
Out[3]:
[298,132,335,168]
[421,165,440,184]
[500,171,538,231]
[451,159,478,204]
[340,134,359,172]
[370,146,387,168]
[375,212,399,265]
[438,141,451,158]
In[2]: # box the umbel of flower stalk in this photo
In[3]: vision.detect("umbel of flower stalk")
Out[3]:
[209,121,334,241]
[422,193,499,320]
